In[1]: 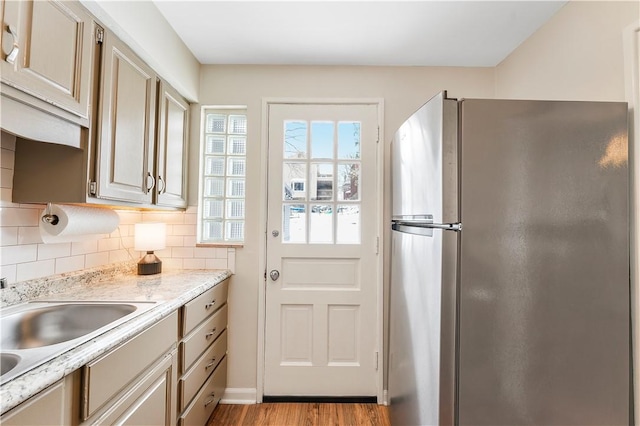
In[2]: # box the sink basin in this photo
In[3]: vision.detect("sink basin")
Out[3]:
[0,353,20,376]
[1,303,138,349]
[0,301,157,384]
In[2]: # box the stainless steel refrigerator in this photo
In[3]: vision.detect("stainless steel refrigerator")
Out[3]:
[389,92,630,425]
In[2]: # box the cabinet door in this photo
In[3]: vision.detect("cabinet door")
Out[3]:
[0,0,93,119]
[95,30,156,204]
[156,80,189,208]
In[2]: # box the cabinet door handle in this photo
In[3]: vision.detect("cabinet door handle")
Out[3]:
[145,172,155,193]
[205,300,216,309]
[204,393,216,407]
[4,25,19,64]
[205,358,217,370]
[158,175,166,193]
[205,328,217,339]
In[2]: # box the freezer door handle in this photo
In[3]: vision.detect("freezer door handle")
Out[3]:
[392,221,462,232]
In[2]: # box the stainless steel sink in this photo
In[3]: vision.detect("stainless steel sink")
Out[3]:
[0,301,157,384]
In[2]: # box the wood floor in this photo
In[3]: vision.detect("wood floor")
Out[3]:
[207,403,391,426]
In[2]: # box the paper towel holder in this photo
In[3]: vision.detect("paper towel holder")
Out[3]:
[41,203,59,225]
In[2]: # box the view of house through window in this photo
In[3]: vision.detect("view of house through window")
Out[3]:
[282,120,362,244]
[198,107,247,243]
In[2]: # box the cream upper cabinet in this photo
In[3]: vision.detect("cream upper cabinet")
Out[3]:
[95,28,157,204]
[0,0,93,119]
[156,80,189,208]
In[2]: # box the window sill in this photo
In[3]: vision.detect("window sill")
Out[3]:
[196,243,244,248]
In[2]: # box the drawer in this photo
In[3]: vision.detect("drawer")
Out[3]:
[181,304,227,372]
[179,330,227,412]
[182,279,229,336]
[82,311,178,420]
[179,357,227,426]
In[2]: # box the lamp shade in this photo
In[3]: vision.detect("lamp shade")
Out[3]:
[134,223,166,251]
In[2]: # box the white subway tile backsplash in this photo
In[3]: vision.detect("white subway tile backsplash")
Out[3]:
[97,238,121,252]
[115,210,142,225]
[215,248,228,258]
[1,207,39,226]
[37,242,71,260]
[0,168,13,189]
[183,258,206,269]
[84,252,110,268]
[18,226,43,244]
[109,249,132,264]
[171,224,195,236]
[166,235,184,247]
[172,247,194,258]
[0,264,17,285]
[183,235,196,247]
[184,213,197,225]
[1,244,37,265]
[164,258,183,270]
[0,188,14,206]
[1,148,15,169]
[16,259,55,281]
[1,227,18,246]
[206,258,227,270]
[71,240,98,256]
[55,255,86,275]
[194,247,216,258]
[227,249,236,274]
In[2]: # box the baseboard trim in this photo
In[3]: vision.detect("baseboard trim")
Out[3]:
[220,388,258,404]
[262,396,377,404]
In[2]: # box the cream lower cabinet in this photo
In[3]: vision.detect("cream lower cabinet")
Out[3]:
[178,279,229,425]
[0,372,79,425]
[82,311,178,425]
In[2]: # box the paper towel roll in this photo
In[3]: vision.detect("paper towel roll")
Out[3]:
[39,204,120,243]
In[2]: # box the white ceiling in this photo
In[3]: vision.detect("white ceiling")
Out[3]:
[153,1,567,67]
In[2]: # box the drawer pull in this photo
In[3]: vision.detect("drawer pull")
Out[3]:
[205,300,217,309]
[204,393,216,407]
[205,328,217,339]
[205,358,217,370]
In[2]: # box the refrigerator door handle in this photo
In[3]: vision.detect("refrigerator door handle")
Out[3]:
[392,221,462,232]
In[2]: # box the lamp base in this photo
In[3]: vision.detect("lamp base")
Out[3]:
[137,252,162,275]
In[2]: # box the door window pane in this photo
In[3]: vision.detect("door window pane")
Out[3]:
[311,122,334,159]
[284,121,307,159]
[337,205,360,244]
[310,163,333,201]
[283,204,306,243]
[337,163,360,201]
[284,163,306,201]
[338,122,361,159]
[310,205,333,243]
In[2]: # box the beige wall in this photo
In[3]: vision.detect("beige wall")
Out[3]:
[192,65,495,396]
[495,1,637,101]
[495,0,639,418]
[81,0,200,102]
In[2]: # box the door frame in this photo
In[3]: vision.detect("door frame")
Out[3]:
[257,98,385,403]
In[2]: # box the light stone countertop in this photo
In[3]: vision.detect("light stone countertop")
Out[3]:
[0,268,232,415]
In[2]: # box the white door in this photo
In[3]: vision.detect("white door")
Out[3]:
[264,103,381,397]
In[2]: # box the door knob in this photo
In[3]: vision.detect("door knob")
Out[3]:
[269,270,280,281]
[272,230,279,237]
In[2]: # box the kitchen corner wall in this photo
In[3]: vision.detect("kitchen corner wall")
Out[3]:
[0,132,234,287]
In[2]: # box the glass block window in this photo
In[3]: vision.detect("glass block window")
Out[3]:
[199,107,247,243]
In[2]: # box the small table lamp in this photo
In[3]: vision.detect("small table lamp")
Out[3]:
[134,223,166,275]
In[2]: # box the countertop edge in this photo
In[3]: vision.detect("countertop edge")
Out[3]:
[0,269,232,415]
